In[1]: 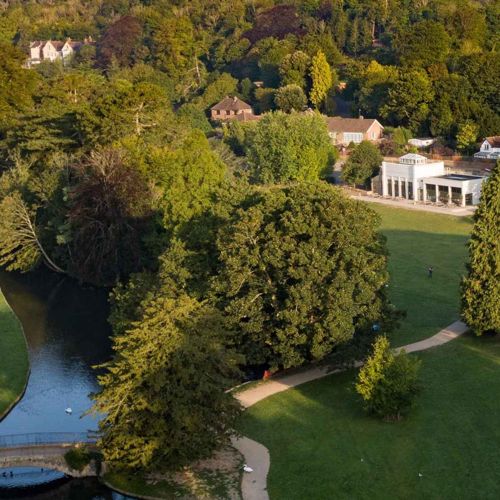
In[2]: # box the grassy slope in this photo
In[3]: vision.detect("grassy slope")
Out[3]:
[373,206,472,346]
[239,334,500,500]
[0,288,29,418]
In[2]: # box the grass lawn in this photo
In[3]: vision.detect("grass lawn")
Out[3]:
[239,334,500,500]
[0,287,29,419]
[373,205,472,346]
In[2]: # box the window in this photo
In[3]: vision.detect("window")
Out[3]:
[344,132,363,143]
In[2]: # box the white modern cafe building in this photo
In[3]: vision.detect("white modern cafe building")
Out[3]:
[380,154,486,206]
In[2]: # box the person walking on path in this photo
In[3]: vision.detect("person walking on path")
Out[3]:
[428,266,433,278]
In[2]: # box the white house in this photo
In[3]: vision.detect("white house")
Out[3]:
[27,38,93,67]
[474,136,500,159]
[380,154,486,206]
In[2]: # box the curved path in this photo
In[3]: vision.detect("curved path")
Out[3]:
[233,320,468,500]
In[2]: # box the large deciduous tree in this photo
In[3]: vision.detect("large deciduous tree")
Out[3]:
[381,69,434,131]
[246,111,333,183]
[148,130,227,232]
[92,291,242,471]
[396,20,451,68]
[67,149,154,286]
[274,84,307,113]
[97,16,143,68]
[211,183,392,369]
[461,162,500,335]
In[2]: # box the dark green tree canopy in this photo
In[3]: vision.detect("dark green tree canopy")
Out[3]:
[211,183,392,369]
[342,140,383,187]
[92,291,242,471]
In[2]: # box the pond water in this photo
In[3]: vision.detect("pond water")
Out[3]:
[0,269,133,499]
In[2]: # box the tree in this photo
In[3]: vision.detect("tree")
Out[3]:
[246,111,333,183]
[67,149,154,286]
[310,51,332,109]
[274,84,307,113]
[456,121,479,155]
[195,73,238,109]
[0,192,64,274]
[153,15,205,98]
[211,183,393,369]
[357,61,398,118]
[92,291,242,471]
[342,141,382,187]
[148,130,227,233]
[381,70,434,131]
[279,50,310,88]
[97,16,143,68]
[461,162,500,335]
[76,81,172,147]
[0,42,39,137]
[356,336,421,420]
[243,5,304,44]
[396,20,451,68]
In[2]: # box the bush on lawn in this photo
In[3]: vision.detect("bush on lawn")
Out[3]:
[356,336,421,420]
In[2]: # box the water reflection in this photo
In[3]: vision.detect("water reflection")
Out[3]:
[0,269,112,435]
[0,270,131,498]
[0,469,131,499]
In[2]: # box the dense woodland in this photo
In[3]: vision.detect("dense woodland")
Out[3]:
[0,0,498,471]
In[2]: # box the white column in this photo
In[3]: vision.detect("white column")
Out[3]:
[461,190,466,207]
[405,180,409,199]
[391,177,395,198]
[413,178,419,201]
[435,184,440,202]
[381,163,387,196]
[398,178,402,198]
[423,183,427,202]
[448,185,452,205]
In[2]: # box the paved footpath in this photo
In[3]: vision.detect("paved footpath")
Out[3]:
[233,320,468,500]
[349,194,476,217]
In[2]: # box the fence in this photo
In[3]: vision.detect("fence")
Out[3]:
[0,432,99,449]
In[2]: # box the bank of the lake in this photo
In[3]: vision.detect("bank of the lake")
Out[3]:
[0,286,29,420]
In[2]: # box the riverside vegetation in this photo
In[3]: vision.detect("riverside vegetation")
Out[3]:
[0,0,498,485]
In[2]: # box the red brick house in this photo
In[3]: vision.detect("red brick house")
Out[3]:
[211,96,254,121]
[326,117,384,146]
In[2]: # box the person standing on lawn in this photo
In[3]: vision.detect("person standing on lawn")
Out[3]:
[428,266,433,278]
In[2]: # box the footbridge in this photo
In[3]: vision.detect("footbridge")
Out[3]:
[0,432,100,477]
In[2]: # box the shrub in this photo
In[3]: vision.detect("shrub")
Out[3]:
[64,447,91,471]
[356,336,421,420]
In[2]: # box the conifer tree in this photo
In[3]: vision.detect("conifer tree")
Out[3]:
[309,51,332,109]
[92,291,242,471]
[461,162,500,335]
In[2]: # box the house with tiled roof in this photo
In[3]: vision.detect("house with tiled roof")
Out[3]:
[474,136,500,159]
[28,37,94,67]
[326,116,384,146]
[211,96,255,121]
